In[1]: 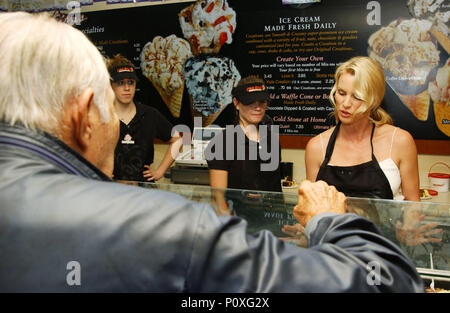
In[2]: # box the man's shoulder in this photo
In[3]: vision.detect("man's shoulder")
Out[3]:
[66,179,212,228]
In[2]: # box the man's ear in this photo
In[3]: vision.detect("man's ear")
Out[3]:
[72,87,95,151]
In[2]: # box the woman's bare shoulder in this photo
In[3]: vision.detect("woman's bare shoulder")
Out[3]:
[391,126,417,158]
[375,124,413,142]
[375,123,396,135]
[306,127,335,150]
[394,126,415,145]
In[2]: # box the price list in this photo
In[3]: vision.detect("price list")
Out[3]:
[243,28,360,135]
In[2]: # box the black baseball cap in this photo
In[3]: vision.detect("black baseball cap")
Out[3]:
[232,83,270,105]
[109,65,139,82]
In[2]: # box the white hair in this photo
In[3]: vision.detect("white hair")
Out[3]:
[0,12,111,135]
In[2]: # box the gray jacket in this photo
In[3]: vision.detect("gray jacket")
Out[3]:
[0,123,424,292]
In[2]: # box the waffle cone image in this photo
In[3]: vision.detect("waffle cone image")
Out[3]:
[202,106,225,126]
[140,35,192,118]
[434,100,450,136]
[154,83,184,118]
[398,90,430,121]
[184,55,240,127]
[430,29,450,54]
[189,95,226,127]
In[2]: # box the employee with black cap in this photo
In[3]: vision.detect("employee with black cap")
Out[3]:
[107,54,181,182]
[206,76,282,214]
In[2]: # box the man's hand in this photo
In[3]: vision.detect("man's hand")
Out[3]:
[293,180,347,227]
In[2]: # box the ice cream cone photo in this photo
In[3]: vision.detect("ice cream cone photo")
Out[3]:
[430,28,450,55]
[140,35,192,118]
[189,95,226,127]
[398,90,431,121]
[153,83,184,119]
[184,55,241,126]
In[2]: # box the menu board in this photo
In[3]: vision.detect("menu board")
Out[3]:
[74,0,449,140]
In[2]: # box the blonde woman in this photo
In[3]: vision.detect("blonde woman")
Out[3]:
[305,56,419,201]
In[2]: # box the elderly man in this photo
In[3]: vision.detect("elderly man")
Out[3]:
[0,12,424,293]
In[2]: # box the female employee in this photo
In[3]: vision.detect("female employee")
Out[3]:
[207,75,282,192]
[107,54,181,182]
[305,56,420,201]
[206,76,282,215]
[304,56,441,246]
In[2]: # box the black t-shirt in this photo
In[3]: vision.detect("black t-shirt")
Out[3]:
[113,102,173,181]
[206,122,282,192]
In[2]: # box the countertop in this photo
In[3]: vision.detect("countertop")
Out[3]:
[158,176,449,203]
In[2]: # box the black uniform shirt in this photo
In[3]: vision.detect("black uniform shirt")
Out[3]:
[206,122,282,192]
[113,102,173,181]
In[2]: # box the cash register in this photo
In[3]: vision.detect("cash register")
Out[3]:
[170,126,224,185]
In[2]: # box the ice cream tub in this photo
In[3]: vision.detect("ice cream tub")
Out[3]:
[428,162,450,193]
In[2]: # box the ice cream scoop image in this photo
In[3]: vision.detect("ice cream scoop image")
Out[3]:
[368,18,440,88]
[179,0,236,55]
[140,35,192,118]
[368,18,441,121]
[183,55,241,126]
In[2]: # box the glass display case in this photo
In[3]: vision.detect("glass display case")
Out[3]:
[121,181,450,291]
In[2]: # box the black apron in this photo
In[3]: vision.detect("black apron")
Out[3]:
[316,123,394,199]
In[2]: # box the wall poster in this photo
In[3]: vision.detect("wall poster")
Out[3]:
[70,0,449,140]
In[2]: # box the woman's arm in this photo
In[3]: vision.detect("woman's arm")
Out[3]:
[209,169,230,215]
[395,129,420,201]
[209,169,228,189]
[305,135,323,182]
[143,131,182,181]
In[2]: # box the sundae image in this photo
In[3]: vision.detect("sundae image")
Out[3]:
[368,18,441,121]
[183,55,241,126]
[140,35,192,118]
[179,0,237,55]
[428,58,450,136]
[368,18,440,87]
